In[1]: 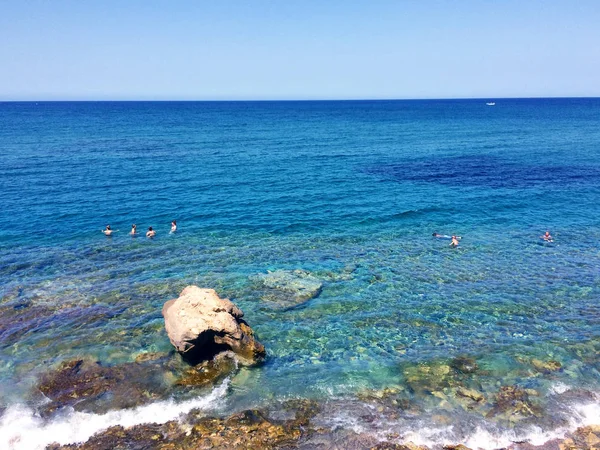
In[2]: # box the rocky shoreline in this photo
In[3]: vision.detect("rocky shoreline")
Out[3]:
[25,286,600,449]
[44,402,600,450]
[35,355,600,450]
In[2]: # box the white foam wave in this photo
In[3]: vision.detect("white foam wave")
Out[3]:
[317,393,600,450]
[409,399,600,449]
[461,425,567,449]
[574,402,600,427]
[549,382,571,395]
[0,380,229,450]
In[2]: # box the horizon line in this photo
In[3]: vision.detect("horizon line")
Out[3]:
[1,95,600,103]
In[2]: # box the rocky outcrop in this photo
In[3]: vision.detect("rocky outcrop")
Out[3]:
[48,400,320,450]
[41,388,600,450]
[486,385,542,422]
[35,352,239,417]
[559,425,600,449]
[36,357,172,415]
[162,286,265,365]
[253,269,323,308]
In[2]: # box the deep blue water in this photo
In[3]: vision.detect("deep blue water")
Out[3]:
[1,99,600,448]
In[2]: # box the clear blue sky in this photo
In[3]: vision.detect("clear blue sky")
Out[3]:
[1,0,599,100]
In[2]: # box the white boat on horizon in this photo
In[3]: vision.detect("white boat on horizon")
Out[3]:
[486,102,496,106]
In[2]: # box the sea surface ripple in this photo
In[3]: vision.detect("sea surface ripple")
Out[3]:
[1,99,600,448]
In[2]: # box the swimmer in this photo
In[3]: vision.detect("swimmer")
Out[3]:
[146,226,156,238]
[433,232,461,240]
[170,220,177,233]
[541,231,553,242]
[130,224,137,235]
[450,235,460,247]
[102,225,113,236]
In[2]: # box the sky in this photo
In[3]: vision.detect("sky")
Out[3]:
[1,0,599,100]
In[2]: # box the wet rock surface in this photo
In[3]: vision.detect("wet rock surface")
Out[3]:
[37,358,172,415]
[530,358,562,373]
[42,389,600,450]
[35,352,237,416]
[558,425,600,450]
[162,286,266,365]
[449,356,479,375]
[0,301,124,351]
[252,269,323,308]
[486,385,543,423]
[31,349,600,450]
[47,400,321,450]
[174,352,238,387]
[403,361,458,394]
[455,386,485,403]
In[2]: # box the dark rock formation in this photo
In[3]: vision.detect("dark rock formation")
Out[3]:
[47,400,320,450]
[174,352,237,386]
[36,358,171,415]
[486,385,543,423]
[450,355,479,374]
[40,390,600,450]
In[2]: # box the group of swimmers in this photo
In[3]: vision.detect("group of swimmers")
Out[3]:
[433,230,553,247]
[102,221,177,238]
[102,223,551,245]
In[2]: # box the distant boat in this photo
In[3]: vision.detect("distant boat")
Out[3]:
[486,102,496,106]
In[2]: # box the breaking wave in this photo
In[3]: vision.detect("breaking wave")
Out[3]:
[0,380,229,450]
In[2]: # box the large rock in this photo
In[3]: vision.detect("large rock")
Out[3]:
[253,269,323,308]
[162,286,265,365]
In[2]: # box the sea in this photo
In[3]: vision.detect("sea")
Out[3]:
[1,99,600,449]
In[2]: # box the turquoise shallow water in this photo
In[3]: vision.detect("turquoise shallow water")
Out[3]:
[1,99,600,447]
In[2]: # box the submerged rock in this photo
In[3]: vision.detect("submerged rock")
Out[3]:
[253,269,323,308]
[281,398,321,425]
[175,352,238,386]
[36,350,240,417]
[133,351,170,364]
[486,385,543,423]
[321,263,358,282]
[450,355,479,374]
[403,362,456,393]
[36,358,171,415]
[531,358,562,373]
[162,286,266,365]
[455,386,485,403]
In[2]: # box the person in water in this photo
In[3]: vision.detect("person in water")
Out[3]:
[450,235,460,247]
[541,231,553,241]
[102,225,113,236]
[130,224,137,235]
[433,232,461,240]
[146,226,156,238]
[170,220,177,233]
